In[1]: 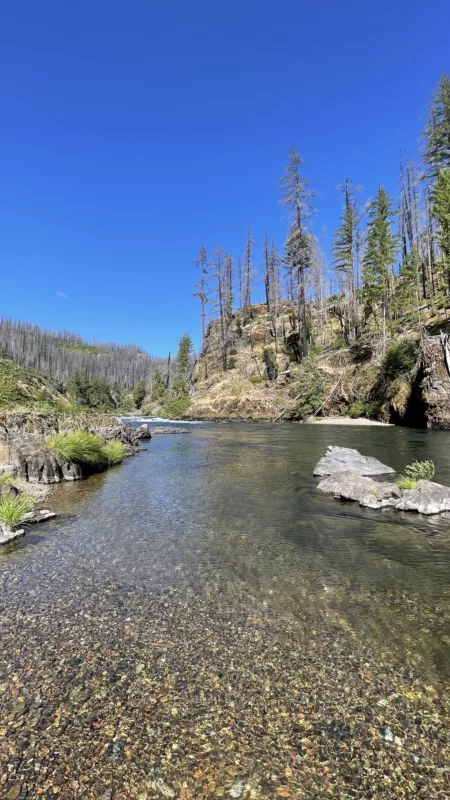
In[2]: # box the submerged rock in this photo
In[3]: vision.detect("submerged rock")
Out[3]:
[313,446,395,477]
[150,427,191,435]
[317,471,401,509]
[0,524,25,545]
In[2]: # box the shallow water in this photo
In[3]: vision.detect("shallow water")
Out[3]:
[1,423,449,799]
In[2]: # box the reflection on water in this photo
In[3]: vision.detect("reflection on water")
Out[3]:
[0,422,449,798]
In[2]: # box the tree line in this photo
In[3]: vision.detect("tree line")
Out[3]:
[0,318,167,389]
[193,74,450,364]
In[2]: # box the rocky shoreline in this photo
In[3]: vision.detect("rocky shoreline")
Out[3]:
[0,414,160,545]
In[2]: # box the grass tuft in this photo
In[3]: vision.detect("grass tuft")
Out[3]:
[396,475,418,490]
[0,494,34,526]
[42,431,109,467]
[0,473,18,487]
[103,441,126,465]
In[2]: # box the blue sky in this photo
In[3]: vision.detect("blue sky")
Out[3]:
[0,1,449,356]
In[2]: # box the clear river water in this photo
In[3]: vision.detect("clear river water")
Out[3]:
[0,421,449,799]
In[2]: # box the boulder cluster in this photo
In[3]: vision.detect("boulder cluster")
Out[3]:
[315,446,450,515]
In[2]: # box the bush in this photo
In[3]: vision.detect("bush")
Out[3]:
[348,401,365,419]
[289,357,324,420]
[0,494,33,526]
[43,431,109,468]
[103,441,126,465]
[382,340,419,381]
[227,357,237,370]
[160,394,190,419]
[404,459,435,481]
[250,375,263,384]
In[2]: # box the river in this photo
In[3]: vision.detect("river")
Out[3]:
[0,422,449,799]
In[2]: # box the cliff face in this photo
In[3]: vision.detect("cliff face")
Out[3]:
[422,337,450,429]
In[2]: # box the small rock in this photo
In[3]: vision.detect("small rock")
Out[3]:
[383,726,394,742]
[229,781,244,798]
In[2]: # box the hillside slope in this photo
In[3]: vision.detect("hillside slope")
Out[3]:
[189,304,450,428]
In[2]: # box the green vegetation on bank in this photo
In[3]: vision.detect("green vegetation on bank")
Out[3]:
[43,431,110,468]
[42,431,126,469]
[0,494,33,527]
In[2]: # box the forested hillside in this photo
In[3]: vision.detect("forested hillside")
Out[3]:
[188,75,450,424]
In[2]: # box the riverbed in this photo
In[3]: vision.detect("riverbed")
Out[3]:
[0,422,449,798]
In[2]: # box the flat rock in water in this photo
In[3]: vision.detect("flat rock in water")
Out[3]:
[150,427,191,435]
[395,480,450,515]
[313,446,395,477]
[317,471,401,509]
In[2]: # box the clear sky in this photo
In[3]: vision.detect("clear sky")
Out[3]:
[0,1,449,356]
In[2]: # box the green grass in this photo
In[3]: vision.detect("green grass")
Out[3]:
[396,476,418,490]
[103,441,126,465]
[0,473,18,487]
[0,494,34,526]
[42,431,109,467]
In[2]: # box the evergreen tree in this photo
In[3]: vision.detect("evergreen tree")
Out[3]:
[362,186,399,338]
[332,179,360,340]
[175,334,193,392]
[280,148,315,357]
[423,74,450,177]
[132,379,147,409]
[431,170,450,287]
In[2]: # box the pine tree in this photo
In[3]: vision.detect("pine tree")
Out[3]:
[362,186,399,342]
[174,334,193,394]
[280,148,315,357]
[332,179,360,340]
[422,74,450,178]
[431,170,450,288]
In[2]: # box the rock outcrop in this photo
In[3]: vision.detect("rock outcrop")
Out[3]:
[421,337,450,429]
[315,448,450,516]
[317,472,401,509]
[11,446,84,484]
[313,446,395,477]
[395,481,450,515]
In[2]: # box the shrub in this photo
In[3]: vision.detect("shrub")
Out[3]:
[289,357,324,420]
[43,431,109,468]
[382,340,419,381]
[348,401,365,419]
[103,441,126,465]
[227,357,237,370]
[250,375,263,384]
[0,494,33,526]
[396,476,418,490]
[404,459,435,481]
[160,394,190,419]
